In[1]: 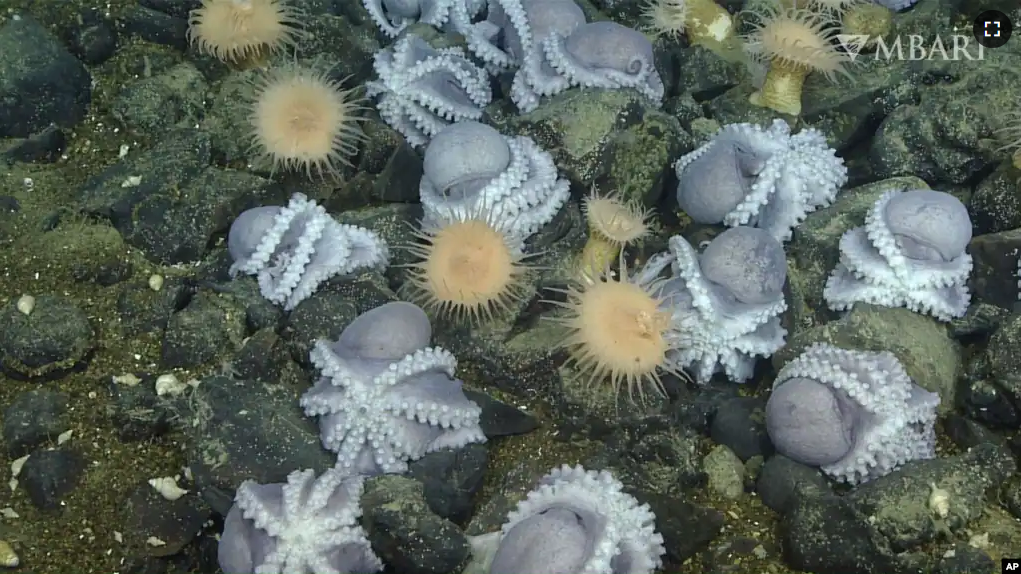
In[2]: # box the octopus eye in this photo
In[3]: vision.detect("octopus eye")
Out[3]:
[625,57,644,75]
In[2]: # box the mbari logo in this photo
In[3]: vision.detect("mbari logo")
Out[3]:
[835,34,985,62]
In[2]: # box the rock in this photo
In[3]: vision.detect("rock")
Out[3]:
[107,373,176,442]
[2,389,69,457]
[0,15,91,138]
[408,444,488,523]
[111,63,207,139]
[639,492,725,565]
[969,161,1021,235]
[161,292,243,369]
[184,376,335,494]
[463,390,540,439]
[503,89,692,209]
[869,46,1021,184]
[0,294,95,379]
[969,227,1021,310]
[981,312,1021,419]
[2,125,66,164]
[709,396,773,461]
[703,445,745,499]
[774,304,961,414]
[19,448,86,510]
[116,5,188,50]
[115,278,189,336]
[68,8,118,65]
[848,443,1016,552]
[122,482,210,556]
[230,328,289,383]
[77,129,286,265]
[362,475,470,574]
[756,455,828,514]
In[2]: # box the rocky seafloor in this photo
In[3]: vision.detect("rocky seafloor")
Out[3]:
[0,0,1020,573]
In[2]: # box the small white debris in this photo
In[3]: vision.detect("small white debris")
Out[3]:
[15,294,35,316]
[145,536,166,547]
[10,455,28,478]
[113,531,123,543]
[112,373,141,386]
[0,508,18,520]
[0,540,18,567]
[118,144,130,158]
[968,532,989,549]
[57,429,73,445]
[155,373,188,396]
[21,178,32,190]
[121,175,142,188]
[148,273,164,291]
[928,482,950,519]
[148,476,189,501]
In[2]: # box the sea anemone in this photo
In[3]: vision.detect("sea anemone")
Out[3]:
[404,212,531,323]
[248,66,365,178]
[996,112,1021,169]
[742,5,850,116]
[578,191,653,280]
[187,0,302,64]
[641,0,735,46]
[548,261,684,402]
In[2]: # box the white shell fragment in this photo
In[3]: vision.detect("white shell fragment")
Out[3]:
[149,476,189,501]
[15,294,35,316]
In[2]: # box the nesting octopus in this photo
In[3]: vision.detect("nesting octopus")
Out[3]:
[366,34,491,147]
[218,468,382,574]
[471,465,665,574]
[419,120,570,241]
[634,226,789,384]
[300,302,486,474]
[765,343,940,484]
[674,119,847,242]
[823,189,973,321]
[228,193,389,310]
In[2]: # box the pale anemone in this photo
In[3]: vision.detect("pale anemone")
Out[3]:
[641,0,735,46]
[248,66,365,178]
[404,211,532,324]
[578,191,653,280]
[547,259,687,403]
[187,0,303,64]
[742,5,850,116]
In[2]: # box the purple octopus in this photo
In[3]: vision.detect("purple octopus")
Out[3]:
[300,301,486,474]
[823,189,973,321]
[218,467,382,573]
[674,119,847,242]
[634,226,788,384]
[470,465,665,573]
[228,193,389,310]
[465,0,663,112]
[366,34,491,147]
[419,120,570,240]
[765,343,939,484]
[362,0,485,37]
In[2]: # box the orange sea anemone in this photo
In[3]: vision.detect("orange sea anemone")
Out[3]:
[548,262,686,402]
[187,0,302,64]
[404,213,531,324]
[248,66,365,177]
[578,191,653,280]
[743,5,850,116]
